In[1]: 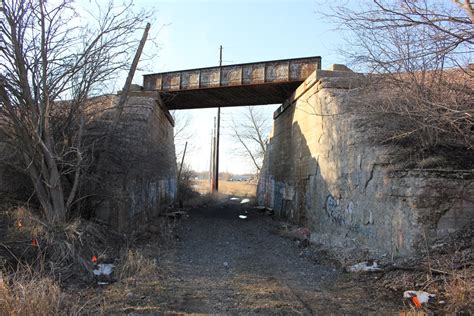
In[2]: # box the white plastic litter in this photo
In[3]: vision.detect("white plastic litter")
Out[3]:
[347,261,382,272]
[98,282,109,285]
[240,198,250,204]
[93,263,115,276]
[230,197,240,201]
[403,290,436,304]
[239,215,247,219]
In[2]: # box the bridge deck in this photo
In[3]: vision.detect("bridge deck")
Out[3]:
[143,56,321,109]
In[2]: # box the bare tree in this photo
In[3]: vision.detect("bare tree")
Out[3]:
[329,0,473,73]
[171,110,194,159]
[0,0,152,225]
[231,106,271,173]
[326,0,473,159]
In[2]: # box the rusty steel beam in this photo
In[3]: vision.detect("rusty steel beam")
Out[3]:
[143,56,321,109]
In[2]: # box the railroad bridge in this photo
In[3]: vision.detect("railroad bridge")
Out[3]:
[138,57,473,258]
[142,56,321,109]
[0,55,471,257]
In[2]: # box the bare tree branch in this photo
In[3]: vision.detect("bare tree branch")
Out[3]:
[231,107,271,173]
[0,0,154,224]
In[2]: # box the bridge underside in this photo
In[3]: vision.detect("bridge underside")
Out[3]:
[160,82,302,109]
[143,56,321,110]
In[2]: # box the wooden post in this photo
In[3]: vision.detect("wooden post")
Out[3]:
[103,22,151,155]
[178,141,188,181]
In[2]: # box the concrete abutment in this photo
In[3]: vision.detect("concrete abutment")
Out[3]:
[0,92,177,232]
[257,67,473,258]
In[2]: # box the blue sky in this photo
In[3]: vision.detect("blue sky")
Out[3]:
[129,0,348,174]
[136,0,346,73]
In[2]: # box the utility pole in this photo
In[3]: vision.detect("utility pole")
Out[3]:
[211,117,216,191]
[213,45,223,193]
[209,122,214,189]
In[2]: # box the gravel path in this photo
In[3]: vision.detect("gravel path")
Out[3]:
[153,198,401,314]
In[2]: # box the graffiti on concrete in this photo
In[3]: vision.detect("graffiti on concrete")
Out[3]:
[326,194,345,225]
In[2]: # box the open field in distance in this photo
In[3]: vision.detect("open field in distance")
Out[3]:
[193,180,257,197]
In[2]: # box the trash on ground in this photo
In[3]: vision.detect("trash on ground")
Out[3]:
[93,263,115,276]
[240,198,250,204]
[97,281,109,286]
[239,215,247,219]
[347,260,382,272]
[294,227,311,240]
[279,226,311,242]
[403,290,436,308]
[230,197,240,201]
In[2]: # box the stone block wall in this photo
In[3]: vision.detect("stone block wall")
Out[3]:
[0,92,177,232]
[86,92,177,231]
[257,69,473,258]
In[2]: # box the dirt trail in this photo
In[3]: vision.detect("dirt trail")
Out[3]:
[148,199,401,314]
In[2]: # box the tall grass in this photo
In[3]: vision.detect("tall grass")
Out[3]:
[0,266,89,316]
[117,249,157,280]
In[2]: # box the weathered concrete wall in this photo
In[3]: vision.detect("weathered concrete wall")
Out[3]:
[258,69,474,258]
[85,92,177,231]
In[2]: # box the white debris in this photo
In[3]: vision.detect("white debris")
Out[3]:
[347,261,382,272]
[230,197,240,201]
[93,263,115,276]
[240,198,250,204]
[97,282,109,285]
[239,215,247,219]
[403,290,436,304]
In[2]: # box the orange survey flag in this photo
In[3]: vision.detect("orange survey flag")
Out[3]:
[412,296,422,309]
[92,255,97,263]
[31,239,38,247]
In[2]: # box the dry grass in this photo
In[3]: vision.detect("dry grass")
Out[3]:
[194,180,256,197]
[117,249,157,280]
[374,228,473,313]
[443,267,473,313]
[5,206,117,275]
[0,266,88,316]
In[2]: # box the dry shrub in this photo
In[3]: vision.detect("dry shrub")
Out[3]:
[0,267,87,316]
[443,268,473,313]
[117,249,157,280]
[376,227,473,313]
[7,206,117,275]
[351,71,473,169]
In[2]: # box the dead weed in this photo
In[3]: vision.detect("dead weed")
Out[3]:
[5,206,121,275]
[117,249,157,281]
[0,266,91,316]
